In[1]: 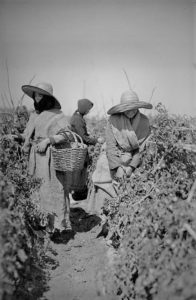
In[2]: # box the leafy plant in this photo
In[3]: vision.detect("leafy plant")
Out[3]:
[101,104,196,300]
[0,111,50,299]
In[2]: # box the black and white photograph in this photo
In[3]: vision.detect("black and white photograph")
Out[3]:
[0,0,196,299]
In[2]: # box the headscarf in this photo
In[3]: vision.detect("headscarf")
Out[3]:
[33,95,56,114]
[77,99,93,115]
[21,82,61,110]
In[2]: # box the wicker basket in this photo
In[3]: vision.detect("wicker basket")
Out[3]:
[51,131,88,172]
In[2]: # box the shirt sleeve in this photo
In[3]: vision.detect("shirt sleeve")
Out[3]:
[105,121,121,170]
[129,148,141,169]
[71,114,97,145]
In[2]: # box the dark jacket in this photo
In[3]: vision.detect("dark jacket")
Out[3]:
[70,111,97,145]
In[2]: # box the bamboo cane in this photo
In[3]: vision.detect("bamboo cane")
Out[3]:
[122,68,132,90]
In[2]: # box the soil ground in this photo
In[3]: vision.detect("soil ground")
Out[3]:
[42,199,116,300]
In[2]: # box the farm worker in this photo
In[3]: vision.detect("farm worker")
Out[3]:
[87,88,152,216]
[70,98,104,145]
[12,82,73,232]
[70,99,104,201]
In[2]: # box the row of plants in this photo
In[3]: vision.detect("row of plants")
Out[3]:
[0,107,107,299]
[0,110,50,299]
[101,104,196,299]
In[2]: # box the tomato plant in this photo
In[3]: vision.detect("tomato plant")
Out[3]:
[99,104,196,300]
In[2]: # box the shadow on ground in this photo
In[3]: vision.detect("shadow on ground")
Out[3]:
[51,207,101,244]
[70,207,101,232]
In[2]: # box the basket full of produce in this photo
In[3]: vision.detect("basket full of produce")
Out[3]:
[51,130,87,172]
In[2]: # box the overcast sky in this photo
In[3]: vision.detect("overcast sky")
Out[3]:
[0,0,195,117]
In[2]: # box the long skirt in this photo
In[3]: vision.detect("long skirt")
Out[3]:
[87,148,117,216]
[87,183,117,215]
[28,146,71,229]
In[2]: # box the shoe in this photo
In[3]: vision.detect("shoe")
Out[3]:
[61,217,72,231]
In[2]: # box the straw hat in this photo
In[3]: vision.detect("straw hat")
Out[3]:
[107,90,152,115]
[21,82,61,109]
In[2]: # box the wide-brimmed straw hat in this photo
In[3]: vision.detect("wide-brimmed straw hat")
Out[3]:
[107,90,152,115]
[21,82,61,109]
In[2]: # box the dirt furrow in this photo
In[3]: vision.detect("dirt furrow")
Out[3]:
[43,201,115,300]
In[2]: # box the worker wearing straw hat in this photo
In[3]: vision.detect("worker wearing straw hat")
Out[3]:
[12,82,73,233]
[106,89,152,179]
[87,88,152,217]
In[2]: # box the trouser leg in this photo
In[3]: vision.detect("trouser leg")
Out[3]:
[62,189,72,230]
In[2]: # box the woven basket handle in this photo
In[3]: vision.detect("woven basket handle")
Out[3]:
[63,130,84,145]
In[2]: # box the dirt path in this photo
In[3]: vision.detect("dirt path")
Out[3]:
[43,200,115,300]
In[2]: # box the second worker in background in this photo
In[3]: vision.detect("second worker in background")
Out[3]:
[70,98,103,200]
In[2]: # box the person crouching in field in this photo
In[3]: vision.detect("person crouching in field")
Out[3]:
[70,98,104,201]
[12,82,73,232]
[87,88,152,217]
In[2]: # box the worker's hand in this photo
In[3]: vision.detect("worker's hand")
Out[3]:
[36,138,50,153]
[124,166,133,177]
[115,166,125,179]
[120,153,132,165]
[97,137,105,144]
[22,143,30,154]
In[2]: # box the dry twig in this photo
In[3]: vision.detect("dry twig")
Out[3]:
[133,185,155,208]
[149,87,156,103]
[175,127,196,132]
[123,68,132,90]
[19,74,36,106]
[152,155,165,175]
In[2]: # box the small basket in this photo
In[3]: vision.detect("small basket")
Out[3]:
[51,131,88,172]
